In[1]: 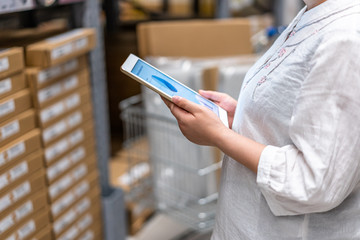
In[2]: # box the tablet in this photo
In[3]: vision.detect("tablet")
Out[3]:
[121,54,229,128]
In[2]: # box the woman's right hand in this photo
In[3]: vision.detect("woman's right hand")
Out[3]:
[199,90,237,129]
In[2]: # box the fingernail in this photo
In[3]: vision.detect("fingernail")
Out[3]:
[173,96,181,101]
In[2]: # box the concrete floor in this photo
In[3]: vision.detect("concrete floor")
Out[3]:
[127,214,212,240]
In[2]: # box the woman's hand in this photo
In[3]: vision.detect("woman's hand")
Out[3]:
[161,96,228,146]
[199,90,237,129]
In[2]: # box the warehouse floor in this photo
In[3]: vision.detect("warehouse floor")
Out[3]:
[128,214,212,240]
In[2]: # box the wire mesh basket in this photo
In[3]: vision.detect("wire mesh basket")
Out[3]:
[120,94,222,231]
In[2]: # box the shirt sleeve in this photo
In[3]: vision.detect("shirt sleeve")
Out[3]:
[256,31,360,216]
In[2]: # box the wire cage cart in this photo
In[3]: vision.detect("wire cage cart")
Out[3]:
[120,94,223,231]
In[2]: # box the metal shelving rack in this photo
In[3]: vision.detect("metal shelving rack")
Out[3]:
[0,1,126,240]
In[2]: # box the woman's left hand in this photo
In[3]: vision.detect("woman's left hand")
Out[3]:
[161,96,227,146]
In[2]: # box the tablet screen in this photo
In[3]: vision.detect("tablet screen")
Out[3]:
[131,59,219,116]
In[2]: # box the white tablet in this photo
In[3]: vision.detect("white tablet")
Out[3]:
[121,54,229,128]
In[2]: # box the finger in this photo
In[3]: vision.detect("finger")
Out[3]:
[199,90,223,102]
[169,100,192,121]
[172,96,199,113]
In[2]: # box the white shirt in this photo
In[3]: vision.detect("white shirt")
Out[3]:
[211,0,360,239]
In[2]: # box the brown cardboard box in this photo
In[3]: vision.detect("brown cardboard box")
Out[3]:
[50,171,99,220]
[0,89,32,124]
[26,29,96,68]
[26,55,88,90]
[137,19,253,58]
[45,141,95,184]
[52,195,101,237]
[0,150,43,195]
[47,156,98,203]
[38,86,91,128]
[55,207,101,240]
[0,71,27,100]
[0,48,24,79]
[31,67,90,109]
[76,223,103,240]
[3,208,49,240]
[0,129,41,171]
[0,109,36,147]
[43,121,94,166]
[41,104,93,147]
[0,191,47,238]
[31,225,52,240]
[0,169,46,218]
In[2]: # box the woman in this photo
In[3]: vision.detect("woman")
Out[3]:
[162,0,360,239]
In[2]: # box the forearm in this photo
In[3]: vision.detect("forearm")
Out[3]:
[214,128,266,174]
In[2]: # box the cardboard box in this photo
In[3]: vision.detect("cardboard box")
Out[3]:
[76,223,103,240]
[0,48,24,80]
[0,191,47,238]
[0,150,43,195]
[32,67,90,109]
[26,55,88,90]
[43,121,94,166]
[137,19,253,58]
[52,194,101,237]
[0,169,46,218]
[48,156,98,203]
[50,171,99,220]
[45,141,95,184]
[38,86,91,128]
[41,104,93,147]
[26,28,96,67]
[0,129,41,171]
[55,207,101,240]
[31,225,52,240]
[0,89,32,124]
[0,71,27,100]
[3,208,49,240]
[0,109,36,147]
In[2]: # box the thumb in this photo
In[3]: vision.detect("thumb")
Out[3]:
[199,90,222,102]
[172,96,199,113]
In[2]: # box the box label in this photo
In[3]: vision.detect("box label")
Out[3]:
[14,201,33,221]
[79,230,94,240]
[49,175,72,199]
[0,195,11,212]
[0,174,9,190]
[45,139,68,162]
[52,192,75,217]
[78,214,92,231]
[38,83,63,103]
[18,220,36,239]
[1,120,20,140]
[51,43,73,60]
[10,161,29,182]
[0,58,9,73]
[0,78,12,95]
[69,129,84,145]
[43,120,67,143]
[7,141,25,160]
[46,29,85,44]
[65,93,81,109]
[54,210,77,234]
[0,214,14,234]
[38,58,79,84]
[12,181,31,202]
[0,99,15,117]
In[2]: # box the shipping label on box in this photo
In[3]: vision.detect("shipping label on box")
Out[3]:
[0,191,47,238]
[45,141,95,184]
[0,89,32,124]
[0,109,36,148]
[0,129,41,171]
[3,208,49,240]
[50,171,99,220]
[0,72,27,100]
[44,122,94,165]
[0,150,42,195]
[26,55,88,90]
[26,29,96,68]
[0,169,46,217]
[38,86,91,128]
[0,48,24,80]
[42,104,92,147]
[33,67,89,109]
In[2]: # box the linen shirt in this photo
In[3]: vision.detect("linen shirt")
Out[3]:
[211,1,360,239]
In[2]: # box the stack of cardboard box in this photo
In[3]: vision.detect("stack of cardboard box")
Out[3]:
[0,48,51,240]
[24,29,103,240]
